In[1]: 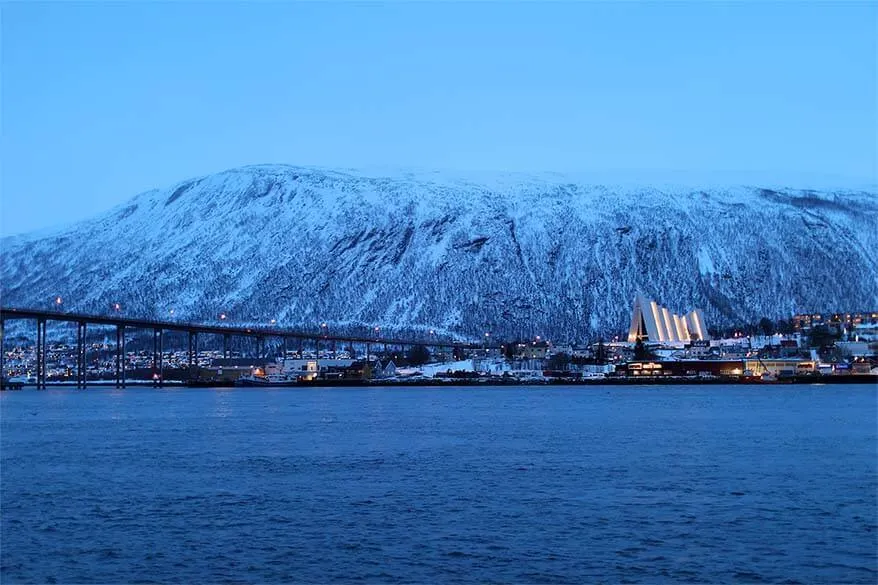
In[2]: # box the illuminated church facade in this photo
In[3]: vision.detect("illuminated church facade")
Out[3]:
[627,294,708,343]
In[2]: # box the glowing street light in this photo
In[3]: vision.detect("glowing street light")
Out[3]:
[270,319,277,326]
[112,302,121,312]
[54,296,63,307]
[220,313,227,321]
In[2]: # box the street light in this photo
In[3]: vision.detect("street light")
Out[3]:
[112,302,121,312]
[220,313,227,321]
[54,296,63,308]
[270,319,277,326]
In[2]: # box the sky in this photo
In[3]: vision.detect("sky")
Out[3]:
[1,1,876,235]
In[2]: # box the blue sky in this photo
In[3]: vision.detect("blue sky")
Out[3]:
[2,2,875,235]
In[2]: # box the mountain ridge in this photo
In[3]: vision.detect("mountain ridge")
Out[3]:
[2,164,876,342]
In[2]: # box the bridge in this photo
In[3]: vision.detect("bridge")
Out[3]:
[0,307,498,389]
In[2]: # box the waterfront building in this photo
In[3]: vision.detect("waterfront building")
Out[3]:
[617,358,826,378]
[743,358,816,377]
[627,294,708,343]
[617,359,743,377]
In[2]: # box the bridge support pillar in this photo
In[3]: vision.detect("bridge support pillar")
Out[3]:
[313,338,319,376]
[36,318,46,389]
[223,334,230,360]
[115,325,122,388]
[120,326,126,388]
[0,318,4,383]
[188,331,197,382]
[77,321,87,388]
[158,329,164,387]
[152,328,164,387]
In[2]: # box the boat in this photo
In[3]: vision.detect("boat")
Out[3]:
[235,373,300,387]
[1,377,25,391]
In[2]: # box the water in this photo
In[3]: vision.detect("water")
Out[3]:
[1,384,876,584]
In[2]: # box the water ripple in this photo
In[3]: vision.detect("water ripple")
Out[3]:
[2,384,876,583]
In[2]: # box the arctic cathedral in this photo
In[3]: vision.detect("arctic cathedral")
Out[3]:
[627,294,708,343]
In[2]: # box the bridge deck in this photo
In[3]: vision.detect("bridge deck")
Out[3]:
[0,307,492,349]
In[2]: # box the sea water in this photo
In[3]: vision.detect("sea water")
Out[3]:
[2,384,876,583]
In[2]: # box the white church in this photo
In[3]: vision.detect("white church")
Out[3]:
[627,294,708,343]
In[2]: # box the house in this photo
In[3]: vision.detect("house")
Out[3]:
[373,360,397,379]
[513,341,549,360]
[341,360,372,380]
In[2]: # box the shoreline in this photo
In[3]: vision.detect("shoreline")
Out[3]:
[2,374,876,390]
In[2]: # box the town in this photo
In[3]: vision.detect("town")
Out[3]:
[2,299,876,388]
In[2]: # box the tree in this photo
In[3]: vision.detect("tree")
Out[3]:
[759,318,776,337]
[806,325,840,351]
[633,338,656,361]
[776,319,795,335]
[406,345,431,366]
[547,352,571,371]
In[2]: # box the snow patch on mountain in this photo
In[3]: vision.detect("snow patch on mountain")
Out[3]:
[697,247,715,276]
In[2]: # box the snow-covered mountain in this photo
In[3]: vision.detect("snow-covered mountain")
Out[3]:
[2,164,876,342]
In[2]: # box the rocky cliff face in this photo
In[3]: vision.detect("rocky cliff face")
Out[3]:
[2,165,876,342]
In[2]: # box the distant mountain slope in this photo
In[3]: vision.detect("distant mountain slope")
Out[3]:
[2,164,876,342]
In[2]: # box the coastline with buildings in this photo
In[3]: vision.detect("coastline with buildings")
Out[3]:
[3,299,876,389]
